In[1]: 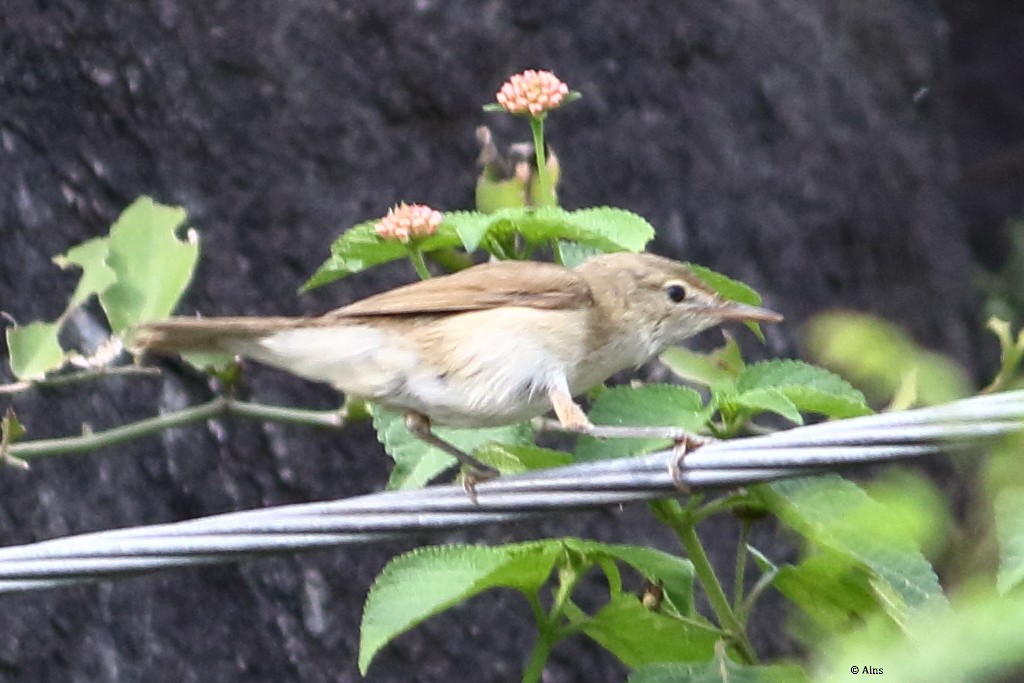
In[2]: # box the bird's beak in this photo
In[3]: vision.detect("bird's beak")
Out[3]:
[713,300,783,323]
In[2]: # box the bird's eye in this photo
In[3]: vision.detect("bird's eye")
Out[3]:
[665,284,687,303]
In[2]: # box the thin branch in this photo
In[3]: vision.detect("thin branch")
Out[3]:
[650,499,759,664]
[0,365,161,395]
[6,397,347,462]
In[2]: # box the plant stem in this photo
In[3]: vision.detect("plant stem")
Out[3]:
[734,520,751,615]
[692,492,751,523]
[528,116,555,207]
[7,397,346,462]
[742,567,779,619]
[523,592,558,683]
[522,627,555,683]
[0,364,161,395]
[649,499,758,664]
[407,245,432,280]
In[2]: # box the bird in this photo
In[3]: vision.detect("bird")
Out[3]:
[134,252,782,483]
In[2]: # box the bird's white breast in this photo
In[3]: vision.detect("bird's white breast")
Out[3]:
[233,304,655,428]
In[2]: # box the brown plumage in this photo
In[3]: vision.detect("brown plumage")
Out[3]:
[134,252,782,481]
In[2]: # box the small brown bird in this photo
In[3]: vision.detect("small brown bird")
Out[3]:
[135,252,781,480]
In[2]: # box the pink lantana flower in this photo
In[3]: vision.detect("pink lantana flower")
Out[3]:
[495,70,570,116]
[375,203,443,243]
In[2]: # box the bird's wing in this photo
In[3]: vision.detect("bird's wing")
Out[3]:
[323,260,593,319]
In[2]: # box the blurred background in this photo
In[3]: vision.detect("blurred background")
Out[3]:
[1,2,1022,680]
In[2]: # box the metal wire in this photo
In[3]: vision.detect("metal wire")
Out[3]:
[1,390,1021,594]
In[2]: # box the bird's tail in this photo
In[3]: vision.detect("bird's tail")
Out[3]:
[131,317,301,355]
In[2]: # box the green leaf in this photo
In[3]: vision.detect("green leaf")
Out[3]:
[804,312,970,406]
[660,349,738,389]
[563,539,696,616]
[995,486,1024,594]
[686,264,763,308]
[447,211,498,252]
[863,472,950,558]
[302,219,467,291]
[479,207,636,254]
[99,197,198,333]
[660,334,746,389]
[747,544,777,575]
[359,542,561,673]
[575,384,709,461]
[52,236,117,310]
[555,240,603,268]
[760,476,947,625]
[983,317,1024,393]
[687,264,768,340]
[629,660,810,683]
[558,207,655,253]
[731,387,803,424]
[0,408,28,469]
[580,595,718,667]
[475,175,527,214]
[1,408,26,443]
[773,552,881,637]
[816,586,1024,683]
[472,442,572,474]
[5,321,65,380]
[737,360,872,419]
[179,350,238,375]
[370,407,532,489]
[304,206,656,290]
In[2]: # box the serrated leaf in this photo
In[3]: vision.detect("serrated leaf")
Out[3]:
[686,264,763,308]
[660,345,741,388]
[560,207,655,252]
[629,660,810,683]
[473,442,572,474]
[804,312,970,406]
[5,321,65,380]
[563,539,696,616]
[359,542,560,673]
[575,384,709,461]
[687,264,768,340]
[99,197,198,333]
[816,586,1024,683]
[480,206,654,255]
[581,595,718,667]
[302,219,467,291]
[304,206,655,290]
[448,211,500,252]
[555,240,603,268]
[732,387,804,424]
[760,476,947,625]
[995,487,1024,594]
[485,207,626,253]
[773,552,881,636]
[371,407,532,489]
[737,360,872,419]
[53,236,116,310]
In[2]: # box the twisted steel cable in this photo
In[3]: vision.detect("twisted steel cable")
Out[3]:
[0,391,1021,594]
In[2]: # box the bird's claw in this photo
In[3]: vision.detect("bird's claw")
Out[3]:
[669,434,711,493]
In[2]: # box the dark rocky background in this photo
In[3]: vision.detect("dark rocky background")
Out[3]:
[0,1,1021,681]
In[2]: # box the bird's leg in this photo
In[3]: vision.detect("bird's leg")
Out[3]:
[403,412,499,498]
[543,386,713,445]
[669,433,706,493]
